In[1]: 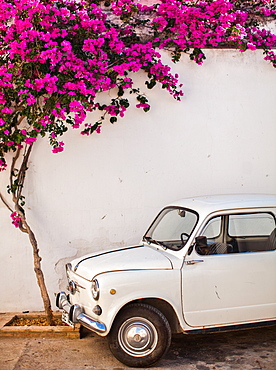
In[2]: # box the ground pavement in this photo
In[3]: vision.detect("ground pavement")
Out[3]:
[0,324,275,370]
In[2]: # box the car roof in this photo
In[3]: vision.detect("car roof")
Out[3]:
[169,194,276,216]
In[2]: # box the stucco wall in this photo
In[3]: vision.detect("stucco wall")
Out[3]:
[1,49,276,312]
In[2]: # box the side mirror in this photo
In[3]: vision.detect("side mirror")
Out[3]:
[187,244,194,255]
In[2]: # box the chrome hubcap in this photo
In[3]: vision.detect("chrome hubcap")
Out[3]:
[118,317,158,357]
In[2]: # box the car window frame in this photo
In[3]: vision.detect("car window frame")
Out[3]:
[144,206,199,251]
[227,211,276,238]
[194,210,276,256]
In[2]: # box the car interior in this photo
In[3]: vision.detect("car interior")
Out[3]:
[196,213,276,255]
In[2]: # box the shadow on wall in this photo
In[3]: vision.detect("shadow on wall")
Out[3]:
[55,236,126,293]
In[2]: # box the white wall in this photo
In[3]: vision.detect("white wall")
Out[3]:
[1,49,276,312]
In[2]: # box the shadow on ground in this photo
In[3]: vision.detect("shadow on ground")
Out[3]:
[1,324,275,369]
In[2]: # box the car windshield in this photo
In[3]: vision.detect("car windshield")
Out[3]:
[144,207,198,251]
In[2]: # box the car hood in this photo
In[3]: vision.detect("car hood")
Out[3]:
[71,245,174,281]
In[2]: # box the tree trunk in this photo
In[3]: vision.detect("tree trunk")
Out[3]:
[16,204,55,326]
[6,145,55,326]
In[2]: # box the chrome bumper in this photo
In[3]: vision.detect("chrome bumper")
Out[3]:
[56,292,107,334]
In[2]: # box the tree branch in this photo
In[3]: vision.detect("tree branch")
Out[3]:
[0,191,13,212]
[16,144,32,201]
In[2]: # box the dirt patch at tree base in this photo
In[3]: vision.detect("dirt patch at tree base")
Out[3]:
[8,315,66,326]
[0,312,80,338]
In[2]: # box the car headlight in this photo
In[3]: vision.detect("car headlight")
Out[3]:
[68,280,77,294]
[91,279,100,300]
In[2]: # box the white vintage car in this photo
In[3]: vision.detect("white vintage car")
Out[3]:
[56,194,276,367]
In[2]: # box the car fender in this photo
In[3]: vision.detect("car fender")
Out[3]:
[87,268,184,335]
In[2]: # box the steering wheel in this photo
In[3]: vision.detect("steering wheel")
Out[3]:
[181,232,190,239]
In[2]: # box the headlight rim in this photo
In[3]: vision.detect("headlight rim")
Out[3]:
[91,278,100,300]
[68,280,77,295]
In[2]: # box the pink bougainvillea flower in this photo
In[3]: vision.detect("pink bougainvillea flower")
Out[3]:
[52,141,65,153]
[24,137,37,145]
[10,212,22,228]
[0,0,275,186]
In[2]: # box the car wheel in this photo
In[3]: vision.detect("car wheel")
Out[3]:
[108,303,171,368]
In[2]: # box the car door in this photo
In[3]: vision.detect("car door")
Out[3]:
[182,210,276,328]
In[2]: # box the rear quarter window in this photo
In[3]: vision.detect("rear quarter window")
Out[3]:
[229,213,275,237]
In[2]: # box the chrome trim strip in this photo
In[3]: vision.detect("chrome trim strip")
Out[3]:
[75,281,86,289]
[56,292,106,334]
[184,320,276,334]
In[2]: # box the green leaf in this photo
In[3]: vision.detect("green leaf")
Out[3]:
[120,99,130,108]
[145,79,156,89]
[110,117,117,124]
[118,86,124,97]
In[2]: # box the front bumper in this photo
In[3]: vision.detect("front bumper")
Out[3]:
[56,292,107,334]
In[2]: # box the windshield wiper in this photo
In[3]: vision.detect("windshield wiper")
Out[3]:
[143,236,167,250]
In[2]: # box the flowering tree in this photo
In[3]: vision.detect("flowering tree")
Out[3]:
[0,0,275,325]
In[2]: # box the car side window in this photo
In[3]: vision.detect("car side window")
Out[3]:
[228,213,276,252]
[196,212,276,255]
[203,216,221,239]
[196,216,230,255]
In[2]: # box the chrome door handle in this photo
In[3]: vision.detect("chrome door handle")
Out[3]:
[185,260,204,265]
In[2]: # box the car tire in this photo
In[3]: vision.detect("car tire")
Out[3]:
[108,303,171,368]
